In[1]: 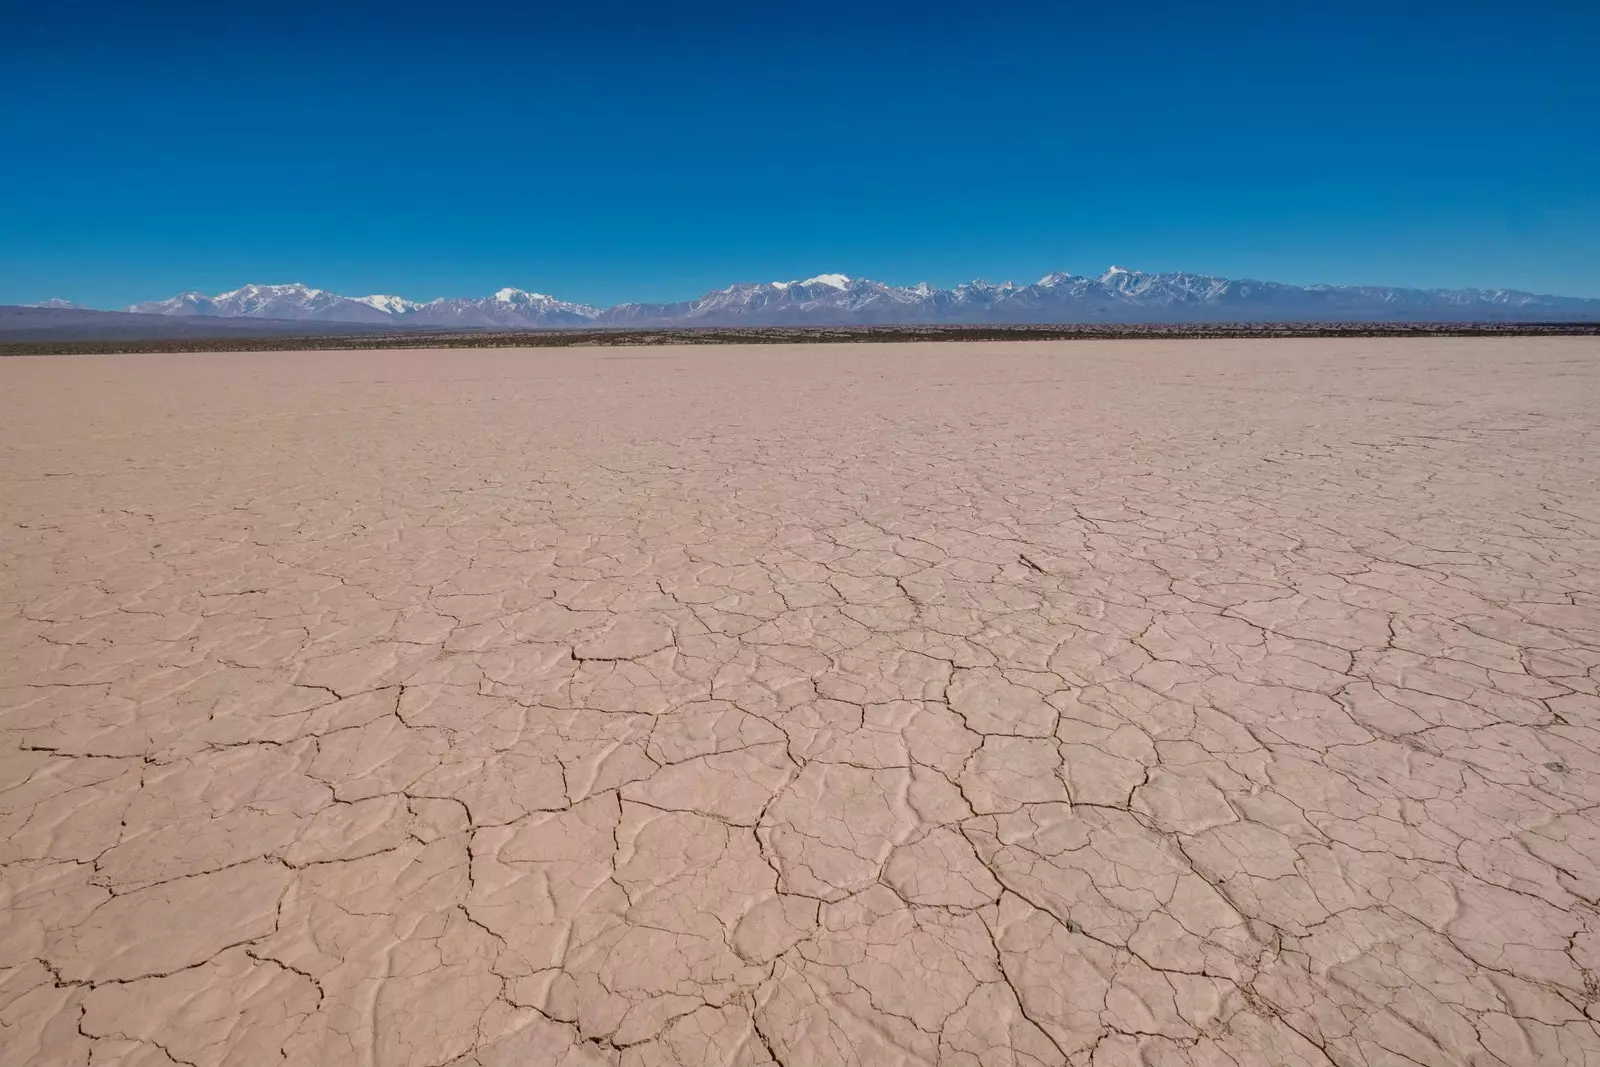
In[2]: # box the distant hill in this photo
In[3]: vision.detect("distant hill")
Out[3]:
[0,306,416,342]
[110,269,1600,328]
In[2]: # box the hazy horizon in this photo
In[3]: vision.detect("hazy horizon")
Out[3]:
[20,262,1600,314]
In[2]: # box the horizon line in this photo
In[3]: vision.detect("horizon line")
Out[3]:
[25,264,1600,311]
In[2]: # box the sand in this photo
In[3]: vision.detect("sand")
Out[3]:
[3,339,1599,1066]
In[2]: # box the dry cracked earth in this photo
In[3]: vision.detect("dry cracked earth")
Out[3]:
[3,339,1600,1067]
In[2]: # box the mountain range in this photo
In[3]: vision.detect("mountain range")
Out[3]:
[59,268,1600,326]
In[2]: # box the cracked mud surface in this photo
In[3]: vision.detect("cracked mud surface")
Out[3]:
[4,339,1600,1066]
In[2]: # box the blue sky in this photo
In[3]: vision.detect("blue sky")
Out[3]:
[4,0,1597,308]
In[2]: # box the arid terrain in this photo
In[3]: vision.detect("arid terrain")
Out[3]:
[4,339,1600,1067]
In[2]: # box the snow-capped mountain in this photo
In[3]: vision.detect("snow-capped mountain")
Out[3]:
[128,283,601,327]
[406,288,602,327]
[120,269,1600,327]
[595,268,1600,325]
[351,293,423,316]
[127,283,399,323]
[24,298,84,309]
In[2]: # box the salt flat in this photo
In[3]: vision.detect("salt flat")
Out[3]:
[3,339,1599,1067]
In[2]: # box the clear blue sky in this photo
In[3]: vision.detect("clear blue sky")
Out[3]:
[4,0,1597,308]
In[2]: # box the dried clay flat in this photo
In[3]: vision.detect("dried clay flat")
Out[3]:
[3,339,1599,1066]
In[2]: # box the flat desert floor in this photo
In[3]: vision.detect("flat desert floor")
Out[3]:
[4,339,1600,1067]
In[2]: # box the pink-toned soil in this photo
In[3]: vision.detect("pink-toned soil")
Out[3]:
[3,339,1599,1066]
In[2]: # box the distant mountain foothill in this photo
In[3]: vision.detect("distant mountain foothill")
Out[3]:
[108,268,1600,327]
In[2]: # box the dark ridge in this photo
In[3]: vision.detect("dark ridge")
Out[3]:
[4,320,1599,356]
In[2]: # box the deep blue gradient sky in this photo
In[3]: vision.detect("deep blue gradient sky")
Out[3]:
[4,0,1597,307]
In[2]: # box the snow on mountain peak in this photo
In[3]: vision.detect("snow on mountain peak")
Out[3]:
[220,282,323,299]
[353,294,421,314]
[765,273,852,291]
[493,287,556,303]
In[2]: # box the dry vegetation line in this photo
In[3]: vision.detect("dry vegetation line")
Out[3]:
[2,339,1599,1066]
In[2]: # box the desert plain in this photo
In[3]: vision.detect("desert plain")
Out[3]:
[3,338,1600,1067]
